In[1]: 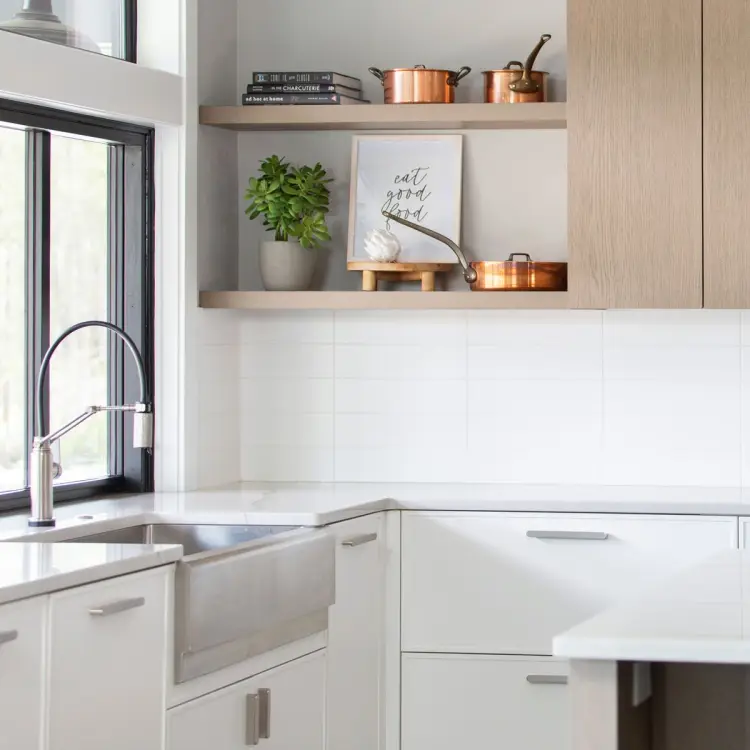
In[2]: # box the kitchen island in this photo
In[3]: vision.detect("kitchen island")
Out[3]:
[553,550,750,750]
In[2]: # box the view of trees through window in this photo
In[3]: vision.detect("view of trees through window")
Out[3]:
[0,126,109,492]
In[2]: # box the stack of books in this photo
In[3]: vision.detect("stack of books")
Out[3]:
[242,71,368,106]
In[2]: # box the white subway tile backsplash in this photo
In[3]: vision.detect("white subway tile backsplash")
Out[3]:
[469,344,602,380]
[467,310,602,347]
[240,446,334,482]
[198,410,240,487]
[335,379,466,415]
[240,311,334,344]
[335,310,467,346]
[240,343,334,379]
[604,310,740,347]
[603,345,741,382]
[336,344,466,380]
[243,413,334,447]
[208,308,750,488]
[240,378,334,415]
[335,412,466,449]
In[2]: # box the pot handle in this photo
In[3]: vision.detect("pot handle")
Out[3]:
[503,60,524,70]
[368,67,385,85]
[448,66,472,86]
[508,252,533,262]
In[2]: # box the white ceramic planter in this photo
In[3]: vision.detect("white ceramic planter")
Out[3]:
[259,240,316,291]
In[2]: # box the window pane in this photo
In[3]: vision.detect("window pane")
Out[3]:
[0,0,129,59]
[50,134,109,484]
[0,126,27,492]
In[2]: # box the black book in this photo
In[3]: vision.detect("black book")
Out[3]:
[242,92,369,106]
[251,71,361,89]
[246,83,361,96]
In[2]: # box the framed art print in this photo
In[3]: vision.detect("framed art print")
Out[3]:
[347,134,463,264]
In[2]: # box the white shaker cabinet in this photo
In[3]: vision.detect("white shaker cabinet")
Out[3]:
[0,596,46,750]
[402,512,737,655]
[326,513,386,750]
[167,649,326,750]
[46,566,172,750]
[402,653,570,750]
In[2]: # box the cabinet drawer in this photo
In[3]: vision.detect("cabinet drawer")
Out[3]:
[48,566,172,750]
[0,596,46,750]
[402,512,736,654]
[402,653,569,750]
[168,649,325,750]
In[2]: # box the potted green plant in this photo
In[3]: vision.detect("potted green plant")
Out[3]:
[245,155,332,291]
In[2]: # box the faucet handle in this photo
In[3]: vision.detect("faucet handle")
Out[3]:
[133,405,153,450]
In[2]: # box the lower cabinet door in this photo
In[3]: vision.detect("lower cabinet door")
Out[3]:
[402,653,570,750]
[168,649,326,750]
[0,596,46,750]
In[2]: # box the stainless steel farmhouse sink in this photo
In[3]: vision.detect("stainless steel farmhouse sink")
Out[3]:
[58,522,300,556]
[33,520,336,683]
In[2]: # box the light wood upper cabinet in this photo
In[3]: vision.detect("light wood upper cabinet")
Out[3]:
[703,0,750,308]
[568,0,703,308]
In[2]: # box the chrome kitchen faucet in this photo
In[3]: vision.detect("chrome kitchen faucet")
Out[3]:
[28,320,153,528]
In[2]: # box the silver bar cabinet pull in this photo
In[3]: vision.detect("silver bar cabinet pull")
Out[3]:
[89,596,146,617]
[245,693,260,746]
[342,532,378,548]
[0,630,18,646]
[526,674,569,685]
[258,688,271,739]
[526,530,609,541]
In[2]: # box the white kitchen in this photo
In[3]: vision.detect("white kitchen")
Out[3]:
[0,1,747,749]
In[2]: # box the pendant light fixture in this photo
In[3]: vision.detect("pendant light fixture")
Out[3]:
[0,0,100,53]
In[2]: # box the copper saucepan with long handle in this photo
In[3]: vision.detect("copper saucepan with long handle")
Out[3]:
[382,211,567,291]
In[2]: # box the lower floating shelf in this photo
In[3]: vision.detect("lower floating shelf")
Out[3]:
[198,290,570,310]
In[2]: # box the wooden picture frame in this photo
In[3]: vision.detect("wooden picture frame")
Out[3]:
[347,134,463,266]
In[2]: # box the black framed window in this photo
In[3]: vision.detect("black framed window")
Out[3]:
[0,99,153,513]
[0,0,137,62]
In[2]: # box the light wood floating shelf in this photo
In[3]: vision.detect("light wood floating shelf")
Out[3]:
[199,290,570,310]
[199,103,567,132]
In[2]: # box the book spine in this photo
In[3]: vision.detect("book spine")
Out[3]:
[246,83,338,94]
[242,93,345,105]
[252,72,333,84]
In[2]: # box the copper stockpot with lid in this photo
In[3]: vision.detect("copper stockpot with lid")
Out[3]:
[484,34,551,103]
[368,65,471,104]
[382,212,567,292]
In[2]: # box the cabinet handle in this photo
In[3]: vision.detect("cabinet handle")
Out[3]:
[0,630,18,646]
[89,597,146,617]
[246,693,260,746]
[526,530,609,541]
[259,688,271,739]
[342,532,378,548]
[526,674,568,685]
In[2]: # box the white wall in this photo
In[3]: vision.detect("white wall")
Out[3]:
[236,309,748,487]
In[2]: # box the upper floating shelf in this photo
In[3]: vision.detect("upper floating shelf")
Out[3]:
[199,102,567,132]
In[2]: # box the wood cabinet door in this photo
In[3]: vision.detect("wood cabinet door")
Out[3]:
[0,596,46,750]
[568,0,703,308]
[167,649,326,750]
[47,567,171,750]
[326,514,385,750]
[703,0,750,307]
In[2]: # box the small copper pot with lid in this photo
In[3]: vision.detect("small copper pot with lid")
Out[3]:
[484,34,551,103]
[369,65,471,104]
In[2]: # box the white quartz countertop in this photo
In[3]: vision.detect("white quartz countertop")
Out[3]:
[0,542,182,606]
[553,550,750,665]
[2,481,750,542]
[1,480,749,607]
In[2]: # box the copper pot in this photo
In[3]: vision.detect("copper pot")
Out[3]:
[369,65,471,104]
[470,255,567,292]
[484,34,551,103]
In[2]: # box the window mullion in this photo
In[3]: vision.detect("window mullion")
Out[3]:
[24,129,51,488]
[124,0,137,63]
